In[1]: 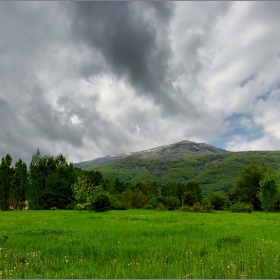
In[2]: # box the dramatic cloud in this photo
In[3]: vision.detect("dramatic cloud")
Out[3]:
[0,1,280,164]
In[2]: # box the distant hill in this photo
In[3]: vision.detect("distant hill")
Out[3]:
[78,151,280,195]
[74,140,228,169]
[74,141,280,195]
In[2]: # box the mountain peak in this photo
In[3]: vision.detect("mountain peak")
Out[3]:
[74,140,228,169]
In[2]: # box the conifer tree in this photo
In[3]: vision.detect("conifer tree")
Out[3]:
[0,154,14,210]
[13,159,28,210]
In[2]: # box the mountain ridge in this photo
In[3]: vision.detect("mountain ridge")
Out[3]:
[84,150,280,195]
[74,140,229,169]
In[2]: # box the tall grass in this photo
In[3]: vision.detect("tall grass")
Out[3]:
[1,210,280,278]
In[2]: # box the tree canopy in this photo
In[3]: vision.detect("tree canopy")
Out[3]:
[229,161,272,210]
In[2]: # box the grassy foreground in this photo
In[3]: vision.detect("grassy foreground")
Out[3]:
[1,210,280,278]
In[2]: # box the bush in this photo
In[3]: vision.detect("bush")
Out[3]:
[179,205,193,212]
[230,202,253,213]
[131,189,148,208]
[165,196,180,210]
[179,203,209,212]
[206,191,231,210]
[143,204,154,210]
[74,204,86,210]
[155,203,167,211]
[203,203,214,213]
[147,196,167,209]
[258,173,278,212]
[90,193,112,212]
[108,193,127,210]
[113,205,127,210]
[192,202,203,212]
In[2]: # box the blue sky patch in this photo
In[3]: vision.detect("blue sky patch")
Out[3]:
[210,113,263,149]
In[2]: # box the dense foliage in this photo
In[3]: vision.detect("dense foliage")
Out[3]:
[0,149,280,212]
[258,173,279,211]
[85,151,280,194]
[28,149,76,210]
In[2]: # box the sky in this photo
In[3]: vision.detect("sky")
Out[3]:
[1,1,280,164]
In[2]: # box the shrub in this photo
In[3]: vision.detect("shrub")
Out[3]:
[108,194,126,210]
[89,193,112,212]
[113,205,127,210]
[258,173,278,212]
[74,204,86,210]
[165,196,180,210]
[192,202,203,212]
[179,203,209,212]
[203,203,214,213]
[206,191,231,210]
[230,202,253,213]
[179,205,193,212]
[147,196,167,209]
[143,204,154,210]
[131,189,148,208]
[155,203,167,211]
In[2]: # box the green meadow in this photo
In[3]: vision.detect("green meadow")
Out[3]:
[1,210,280,278]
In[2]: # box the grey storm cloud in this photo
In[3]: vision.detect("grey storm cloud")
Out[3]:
[26,91,84,147]
[56,92,135,153]
[67,2,197,117]
[0,1,280,163]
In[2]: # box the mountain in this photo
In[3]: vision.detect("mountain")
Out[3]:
[75,148,280,195]
[73,141,280,195]
[74,140,228,169]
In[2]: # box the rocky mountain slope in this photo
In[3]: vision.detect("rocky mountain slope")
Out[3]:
[74,140,228,169]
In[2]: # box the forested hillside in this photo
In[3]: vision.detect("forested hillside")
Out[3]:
[86,151,280,194]
[1,148,280,212]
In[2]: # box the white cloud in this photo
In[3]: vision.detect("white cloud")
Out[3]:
[1,2,280,163]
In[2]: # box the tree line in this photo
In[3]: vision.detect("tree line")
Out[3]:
[0,150,279,212]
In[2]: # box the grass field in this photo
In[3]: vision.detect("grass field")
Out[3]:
[1,209,280,278]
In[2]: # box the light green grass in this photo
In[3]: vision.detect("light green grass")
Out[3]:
[1,210,280,278]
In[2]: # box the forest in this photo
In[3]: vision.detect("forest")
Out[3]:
[0,149,279,213]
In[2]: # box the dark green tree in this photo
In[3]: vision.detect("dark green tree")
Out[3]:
[130,188,148,208]
[147,196,168,209]
[90,193,112,212]
[114,178,126,193]
[183,182,202,206]
[137,181,158,200]
[28,149,43,209]
[87,170,104,187]
[28,149,76,209]
[103,177,115,194]
[119,189,133,209]
[0,154,14,211]
[162,182,178,197]
[163,182,185,201]
[257,173,279,212]
[12,159,28,210]
[206,191,231,210]
[165,196,180,210]
[229,161,269,210]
